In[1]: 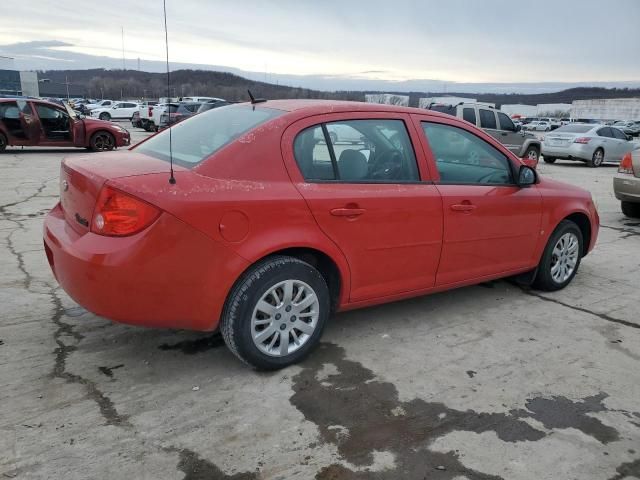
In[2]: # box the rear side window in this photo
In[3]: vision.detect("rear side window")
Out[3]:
[597,127,613,138]
[462,108,476,125]
[479,109,497,129]
[293,119,419,183]
[0,101,19,119]
[135,105,283,167]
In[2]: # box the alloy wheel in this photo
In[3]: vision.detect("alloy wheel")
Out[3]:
[251,279,320,357]
[550,232,579,283]
[93,133,114,151]
[593,149,604,166]
[526,149,539,161]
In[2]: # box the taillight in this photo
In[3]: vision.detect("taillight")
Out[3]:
[619,152,635,174]
[574,137,591,144]
[91,186,161,236]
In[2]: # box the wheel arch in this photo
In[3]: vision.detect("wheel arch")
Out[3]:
[563,211,592,257]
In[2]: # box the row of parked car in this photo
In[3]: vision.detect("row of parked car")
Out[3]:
[131,98,229,132]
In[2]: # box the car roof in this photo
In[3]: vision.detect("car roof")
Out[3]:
[243,99,454,119]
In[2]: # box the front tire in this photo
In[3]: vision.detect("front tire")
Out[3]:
[524,146,540,163]
[621,201,640,218]
[587,148,604,168]
[99,112,111,121]
[221,256,330,370]
[89,131,115,151]
[0,132,7,152]
[533,220,583,291]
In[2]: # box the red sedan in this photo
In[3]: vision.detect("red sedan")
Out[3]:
[0,98,130,152]
[43,100,599,369]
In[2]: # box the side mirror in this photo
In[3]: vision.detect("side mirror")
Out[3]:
[518,165,537,186]
[516,124,522,132]
[627,135,633,141]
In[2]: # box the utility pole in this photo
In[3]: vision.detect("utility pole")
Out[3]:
[137,57,140,70]
[64,76,71,100]
[121,27,126,70]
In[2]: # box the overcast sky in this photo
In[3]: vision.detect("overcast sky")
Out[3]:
[1,0,639,84]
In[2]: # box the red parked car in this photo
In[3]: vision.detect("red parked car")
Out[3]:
[0,98,130,152]
[43,100,599,369]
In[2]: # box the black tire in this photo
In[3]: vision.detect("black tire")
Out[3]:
[89,131,115,152]
[220,256,330,370]
[587,148,604,168]
[524,146,540,163]
[99,112,111,121]
[329,132,338,144]
[0,132,6,152]
[145,122,155,132]
[543,156,556,164]
[621,201,640,218]
[533,220,583,291]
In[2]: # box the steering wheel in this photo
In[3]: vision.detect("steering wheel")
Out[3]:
[369,149,404,180]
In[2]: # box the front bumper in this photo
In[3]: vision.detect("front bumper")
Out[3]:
[43,203,248,331]
[613,174,640,203]
[541,142,594,161]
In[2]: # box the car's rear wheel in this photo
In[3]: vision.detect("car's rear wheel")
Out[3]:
[587,148,604,168]
[90,131,115,151]
[524,146,540,162]
[0,132,7,152]
[221,256,330,370]
[621,201,640,218]
[543,156,556,164]
[99,112,111,121]
[533,220,583,291]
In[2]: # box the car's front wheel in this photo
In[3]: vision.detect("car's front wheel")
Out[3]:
[99,112,111,121]
[89,131,115,151]
[621,201,640,218]
[0,132,7,152]
[221,256,330,370]
[524,146,539,162]
[533,220,583,291]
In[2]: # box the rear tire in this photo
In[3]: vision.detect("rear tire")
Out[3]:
[0,132,7,152]
[543,156,556,164]
[621,201,640,218]
[524,146,540,163]
[587,148,604,168]
[220,256,330,370]
[89,131,115,151]
[533,220,583,291]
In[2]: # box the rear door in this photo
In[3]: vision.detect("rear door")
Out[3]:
[282,113,443,302]
[596,127,615,160]
[415,115,542,285]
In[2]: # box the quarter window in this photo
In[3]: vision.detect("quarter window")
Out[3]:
[479,109,497,129]
[462,108,476,125]
[422,122,514,185]
[293,119,419,183]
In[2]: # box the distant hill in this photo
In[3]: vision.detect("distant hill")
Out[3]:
[40,69,640,107]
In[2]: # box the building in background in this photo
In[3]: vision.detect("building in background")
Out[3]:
[500,104,537,117]
[537,103,571,116]
[418,96,477,109]
[571,98,640,121]
[365,94,410,106]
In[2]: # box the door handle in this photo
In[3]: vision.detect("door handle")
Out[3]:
[330,207,366,217]
[450,203,477,212]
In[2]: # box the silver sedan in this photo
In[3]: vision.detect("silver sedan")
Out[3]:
[542,123,637,167]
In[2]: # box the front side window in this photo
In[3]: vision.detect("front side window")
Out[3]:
[611,128,627,140]
[293,119,419,183]
[497,112,516,132]
[479,109,497,129]
[135,105,283,167]
[422,122,514,185]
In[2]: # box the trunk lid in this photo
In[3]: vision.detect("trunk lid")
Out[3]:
[60,151,185,234]
[544,132,581,147]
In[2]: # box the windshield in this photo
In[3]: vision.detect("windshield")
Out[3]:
[135,104,283,167]
[555,124,593,133]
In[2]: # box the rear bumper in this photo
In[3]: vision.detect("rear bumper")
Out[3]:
[541,143,593,161]
[43,203,248,331]
[613,174,640,203]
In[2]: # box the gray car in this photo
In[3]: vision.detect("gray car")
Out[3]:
[426,103,541,163]
[542,124,636,167]
[613,149,640,217]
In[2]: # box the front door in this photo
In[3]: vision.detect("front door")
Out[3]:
[495,111,525,156]
[284,115,443,302]
[418,119,542,285]
[33,103,73,145]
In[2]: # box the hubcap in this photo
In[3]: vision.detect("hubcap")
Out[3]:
[94,134,113,151]
[593,150,603,165]
[550,232,579,283]
[251,279,320,357]
[527,149,538,160]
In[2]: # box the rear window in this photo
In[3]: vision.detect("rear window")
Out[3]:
[135,105,283,167]
[555,124,593,133]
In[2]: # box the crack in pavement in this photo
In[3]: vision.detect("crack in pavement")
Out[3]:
[600,224,640,239]
[521,288,640,330]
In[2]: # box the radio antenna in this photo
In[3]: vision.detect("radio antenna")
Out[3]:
[163,0,176,184]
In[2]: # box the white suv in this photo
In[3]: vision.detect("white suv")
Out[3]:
[91,102,140,121]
